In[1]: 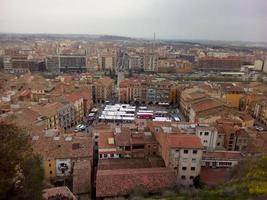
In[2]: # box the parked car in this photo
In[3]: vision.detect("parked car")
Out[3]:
[74,124,86,132]
[255,126,264,131]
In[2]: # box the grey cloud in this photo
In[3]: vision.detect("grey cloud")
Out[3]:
[0,0,266,42]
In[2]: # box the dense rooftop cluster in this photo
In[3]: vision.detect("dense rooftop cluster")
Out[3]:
[0,36,267,199]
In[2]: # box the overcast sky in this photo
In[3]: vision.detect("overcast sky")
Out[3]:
[0,0,267,42]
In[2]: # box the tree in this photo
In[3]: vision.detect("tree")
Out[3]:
[0,122,44,200]
[239,98,246,111]
[193,175,204,189]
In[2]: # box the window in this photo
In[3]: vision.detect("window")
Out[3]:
[49,171,52,174]
[192,158,196,162]
[182,167,187,170]
[204,140,208,143]
[217,142,220,146]
[110,154,114,158]
[181,176,186,180]
[193,150,197,154]
[204,132,209,136]
[49,164,51,167]
[199,132,202,136]
[191,167,196,171]
[184,150,188,154]
[176,149,179,152]
[190,176,194,180]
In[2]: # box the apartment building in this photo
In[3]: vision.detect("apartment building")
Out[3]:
[46,55,87,73]
[157,57,192,73]
[202,151,242,168]
[163,134,203,186]
[148,122,204,186]
[95,126,158,159]
[57,102,76,129]
[250,100,267,126]
[198,56,242,71]
[179,87,207,119]
[189,99,224,122]
[92,77,113,103]
[118,77,177,105]
[219,83,245,108]
[216,120,249,151]
[65,94,84,124]
[32,131,93,196]
[31,102,64,129]
[128,53,142,71]
[99,53,117,70]
[196,125,218,151]
[141,53,158,72]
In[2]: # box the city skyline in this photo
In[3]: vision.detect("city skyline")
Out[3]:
[1,0,267,43]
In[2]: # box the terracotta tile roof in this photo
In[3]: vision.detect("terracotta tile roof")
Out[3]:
[73,160,91,194]
[96,167,176,197]
[167,134,203,149]
[42,186,77,200]
[94,77,113,88]
[65,94,82,103]
[245,133,267,155]
[188,92,207,101]
[98,132,116,149]
[203,151,242,161]
[98,158,165,170]
[191,99,223,113]
[115,128,131,146]
[200,167,229,186]
[31,102,64,117]
[32,134,93,160]
[6,108,40,128]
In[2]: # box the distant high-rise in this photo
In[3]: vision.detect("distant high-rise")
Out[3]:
[198,56,242,72]
[263,58,267,73]
[46,55,87,73]
[254,60,263,71]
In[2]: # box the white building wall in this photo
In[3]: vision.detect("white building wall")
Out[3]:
[196,126,218,151]
[170,148,203,186]
[263,58,267,73]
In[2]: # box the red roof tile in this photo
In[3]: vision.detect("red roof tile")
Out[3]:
[191,99,223,113]
[98,158,165,170]
[65,94,82,103]
[200,167,229,186]
[96,167,176,197]
[203,151,242,160]
[167,134,203,149]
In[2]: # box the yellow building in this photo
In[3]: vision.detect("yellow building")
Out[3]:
[224,93,242,108]
[239,114,255,128]
[170,85,178,104]
[44,160,56,179]
[221,83,245,108]
[32,102,63,129]
[260,104,267,125]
